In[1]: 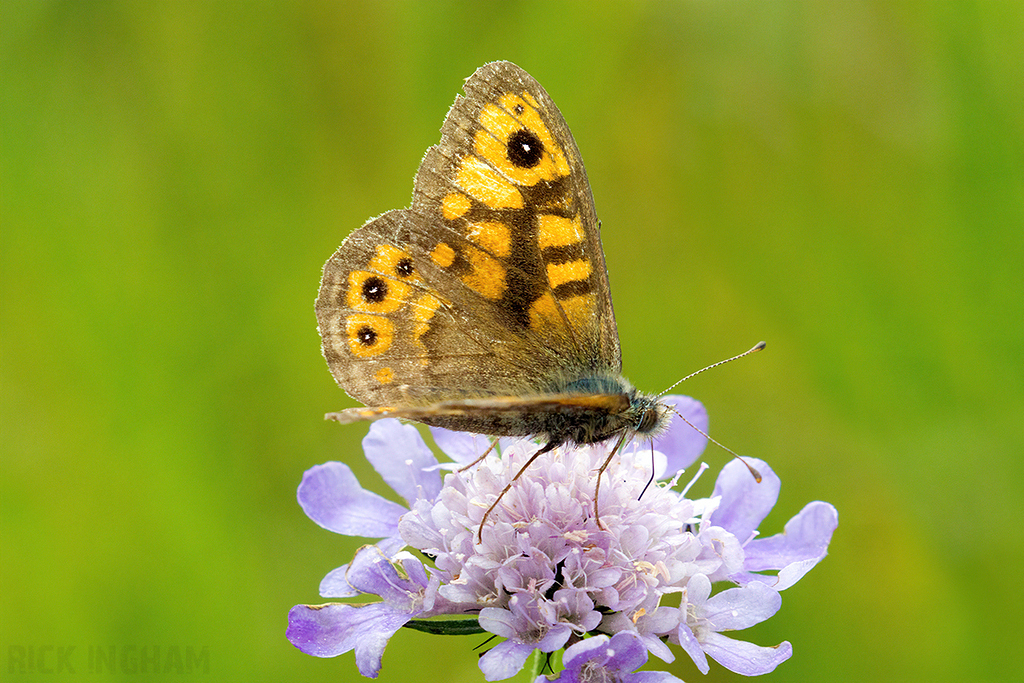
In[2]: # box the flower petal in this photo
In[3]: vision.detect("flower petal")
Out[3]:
[677,623,710,674]
[628,673,686,683]
[701,632,792,675]
[706,458,779,543]
[558,633,655,681]
[345,546,426,604]
[298,462,406,538]
[429,426,495,466]
[319,564,358,598]
[740,501,838,589]
[561,634,613,670]
[286,602,410,677]
[650,395,708,474]
[362,420,441,505]
[479,640,533,681]
[703,581,781,630]
[604,631,650,673]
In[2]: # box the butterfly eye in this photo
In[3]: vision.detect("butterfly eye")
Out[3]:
[507,129,544,168]
[636,406,661,434]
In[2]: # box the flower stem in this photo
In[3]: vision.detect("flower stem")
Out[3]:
[526,649,544,681]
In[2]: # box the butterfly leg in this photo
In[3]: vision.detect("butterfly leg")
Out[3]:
[592,432,629,531]
[477,440,559,543]
[456,438,498,473]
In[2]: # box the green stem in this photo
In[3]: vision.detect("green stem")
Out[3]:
[526,649,544,681]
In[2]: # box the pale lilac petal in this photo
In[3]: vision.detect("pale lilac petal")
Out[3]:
[479,603,571,653]
[362,420,441,504]
[628,673,685,683]
[479,640,533,681]
[478,606,518,639]
[375,534,409,556]
[561,634,613,670]
[703,581,781,630]
[298,462,406,538]
[740,501,838,589]
[687,573,712,605]
[429,427,496,465]
[603,631,649,673]
[701,632,792,675]
[287,602,410,677]
[557,632,656,682]
[319,564,358,598]
[601,607,676,663]
[650,395,708,474]
[706,458,779,543]
[344,546,425,603]
[677,624,710,674]
[640,630,676,664]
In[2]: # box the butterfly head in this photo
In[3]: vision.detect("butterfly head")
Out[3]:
[625,391,673,440]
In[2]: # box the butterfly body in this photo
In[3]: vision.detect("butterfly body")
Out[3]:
[316,61,670,451]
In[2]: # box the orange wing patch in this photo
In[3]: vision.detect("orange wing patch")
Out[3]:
[431,243,456,268]
[557,293,596,328]
[346,271,413,314]
[411,292,444,366]
[455,156,524,209]
[546,259,592,290]
[461,245,506,299]
[442,192,472,220]
[368,244,422,284]
[466,220,511,257]
[538,215,584,249]
[474,93,571,187]
[345,314,394,358]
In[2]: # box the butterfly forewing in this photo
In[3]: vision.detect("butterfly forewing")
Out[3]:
[413,62,620,367]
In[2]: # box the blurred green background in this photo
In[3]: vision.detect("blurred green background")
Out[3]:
[3,2,1022,681]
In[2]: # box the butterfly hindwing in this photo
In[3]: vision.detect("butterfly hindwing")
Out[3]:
[326,393,632,440]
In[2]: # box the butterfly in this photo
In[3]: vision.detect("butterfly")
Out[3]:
[315,61,675,526]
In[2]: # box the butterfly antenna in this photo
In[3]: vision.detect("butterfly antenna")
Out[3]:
[669,405,762,483]
[659,344,765,397]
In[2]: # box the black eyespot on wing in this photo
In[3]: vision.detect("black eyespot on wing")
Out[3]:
[362,276,387,303]
[356,325,377,347]
[507,129,543,168]
[395,258,414,278]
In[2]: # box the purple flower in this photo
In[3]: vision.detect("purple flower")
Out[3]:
[664,459,837,674]
[675,574,791,675]
[287,396,838,680]
[704,458,838,591]
[287,545,455,678]
[538,632,683,683]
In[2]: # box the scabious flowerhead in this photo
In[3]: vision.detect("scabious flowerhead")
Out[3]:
[287,396,838,681]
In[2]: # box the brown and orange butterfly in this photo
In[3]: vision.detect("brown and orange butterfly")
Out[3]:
[315,63,683,526]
